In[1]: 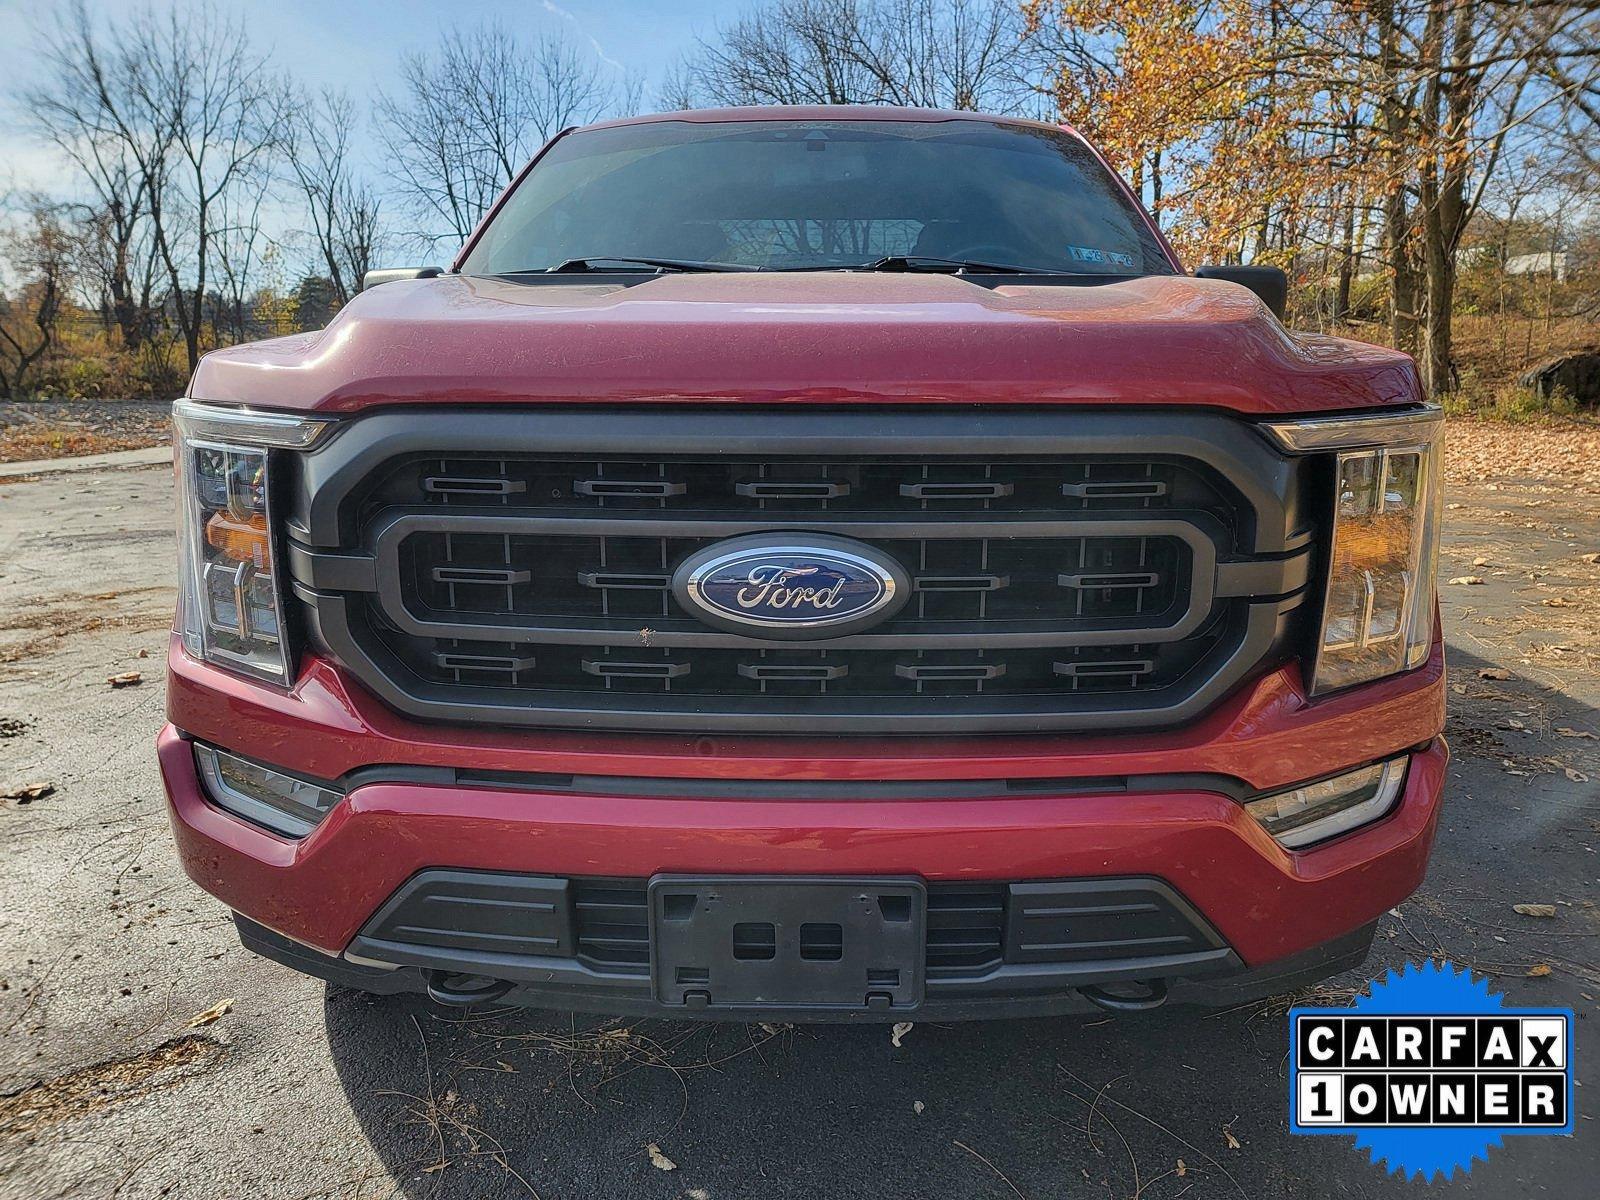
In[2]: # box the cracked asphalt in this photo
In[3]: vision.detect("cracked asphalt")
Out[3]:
[0,455,1595,1200]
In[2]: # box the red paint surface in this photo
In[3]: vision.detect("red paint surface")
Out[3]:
[187,272,1419,416]
[165,634,1445,795]
[159,724,1446,964]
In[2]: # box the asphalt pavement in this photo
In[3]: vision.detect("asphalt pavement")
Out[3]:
[0,458,1595,1200]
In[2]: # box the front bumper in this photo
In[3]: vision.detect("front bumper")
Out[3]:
[159,632,1448,1017]
[232,910,1382,1022]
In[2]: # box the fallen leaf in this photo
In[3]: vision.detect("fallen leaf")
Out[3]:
[420,1162,447,1175]
[1581,552,1600,564]
[1450,683,1467,695]
[1478,668,1515,681]
[1512,904,1557,919]
[1448,576,1485,586]
[3,782,55,803]
[891,1021,913,1047]
[1177,1159,1188,1178]
[1224,1127,1241,1151]
[136,647,150,658]
[1527,964,1553,978]
[646,1144,677,1172]
[187,997,235,1027]
[1556,727,1597,739]
[1565,768,1589,784]
[1472,556,1491,567]
[107,671,143,688]
[1543,597,1575,608]
[914,1100,926,1115]
[1502,718,1526,731]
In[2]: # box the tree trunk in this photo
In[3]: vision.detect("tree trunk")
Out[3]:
[1376,0,1417,351]
[1420,214,1455,396]
[1335,182,1355,323]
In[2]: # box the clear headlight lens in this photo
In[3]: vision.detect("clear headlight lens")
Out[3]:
[1245,757,1408,849]
[173,401,332,684]
[1264,408,1443,696]
[194,744,342,838]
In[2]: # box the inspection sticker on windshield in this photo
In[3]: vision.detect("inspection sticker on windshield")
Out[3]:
[1289,960,1575,1181]
[1066,245,1135,269]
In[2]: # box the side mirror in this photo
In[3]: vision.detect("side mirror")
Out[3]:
[1194,265,1288,320]
[361,266,444,292]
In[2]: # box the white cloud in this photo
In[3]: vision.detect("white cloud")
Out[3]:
[540,0,628,74]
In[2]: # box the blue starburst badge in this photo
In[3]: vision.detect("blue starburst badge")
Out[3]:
[1289,960,1575,1181]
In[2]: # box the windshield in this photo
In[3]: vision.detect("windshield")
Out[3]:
[460,119,1174,276]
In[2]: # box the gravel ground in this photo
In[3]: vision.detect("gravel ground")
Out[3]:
[0,446,1596,1200]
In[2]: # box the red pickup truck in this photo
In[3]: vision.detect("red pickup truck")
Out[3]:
[159,107,1446,1019]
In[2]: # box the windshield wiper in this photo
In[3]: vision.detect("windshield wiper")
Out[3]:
[839,255,1054,275]
[541,256,759,274]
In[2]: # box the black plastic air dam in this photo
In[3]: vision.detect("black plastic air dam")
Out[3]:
[232,914,1378,1023]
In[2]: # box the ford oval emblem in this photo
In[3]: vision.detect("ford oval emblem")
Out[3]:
[673,534,911,640]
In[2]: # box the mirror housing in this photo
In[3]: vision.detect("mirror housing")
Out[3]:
[1194,265,1288,320]
[362,266,444,292]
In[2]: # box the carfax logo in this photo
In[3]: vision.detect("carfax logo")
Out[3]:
[1289,960,1575,1181]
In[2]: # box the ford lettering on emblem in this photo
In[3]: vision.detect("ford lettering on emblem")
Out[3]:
[673,534,910,640]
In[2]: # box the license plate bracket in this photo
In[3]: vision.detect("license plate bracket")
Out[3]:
[649,876,925,1011]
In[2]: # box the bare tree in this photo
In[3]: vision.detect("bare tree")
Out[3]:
[690,0,883,105]
[23,0,167,350]
[658,58,702,111]
[375,23,630,251]
[0,198,72,399]
[211,171,275,343]
[848,0,1024,110]
[684,0,1030,111]
[285,89,388,305]
[122,3,288,371]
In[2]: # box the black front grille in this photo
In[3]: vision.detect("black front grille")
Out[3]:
[288,409,1310,733]
[402,529,1190,627]
[359,454,1221,519]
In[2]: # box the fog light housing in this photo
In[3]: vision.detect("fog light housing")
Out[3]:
[1245,758,1407,849]
[194,744,341,838]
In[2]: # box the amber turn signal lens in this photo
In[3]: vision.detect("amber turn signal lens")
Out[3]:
[205,510,270,569]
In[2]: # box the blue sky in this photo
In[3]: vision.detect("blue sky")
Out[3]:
[0,0,748,195]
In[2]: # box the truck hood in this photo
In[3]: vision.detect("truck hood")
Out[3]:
[189,271,1420,415]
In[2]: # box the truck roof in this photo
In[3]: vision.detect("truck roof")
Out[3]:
[580,105,1079,138]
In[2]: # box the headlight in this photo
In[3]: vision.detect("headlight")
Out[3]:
[173,401,332,684]
[1263,407,1443,696]
[1245,757,1407,848]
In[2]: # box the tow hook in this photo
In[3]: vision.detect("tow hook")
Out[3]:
[423,970,514,1007]
[1077,978,1169,1013]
